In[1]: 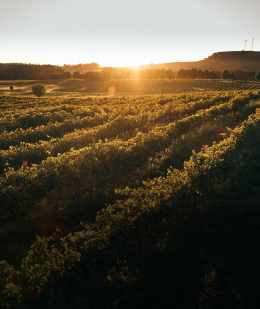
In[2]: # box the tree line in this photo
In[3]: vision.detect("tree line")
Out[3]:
[50,68,260,81]
[62,62,100,73]
[177,68,260,81]
[0,63,64,80]
[70,67,176,81]
[1,63,260,81]
[0,62,100,80]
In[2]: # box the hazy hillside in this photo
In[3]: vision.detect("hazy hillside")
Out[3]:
[138,51,260,72]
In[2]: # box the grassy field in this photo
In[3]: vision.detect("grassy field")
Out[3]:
[0,78,260,96]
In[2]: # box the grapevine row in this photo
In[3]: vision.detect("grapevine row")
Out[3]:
[0,90,236,132]
[0,92,235,171]
[0,92,256,219]
[2,98,260,307]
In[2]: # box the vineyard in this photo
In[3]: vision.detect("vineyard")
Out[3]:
[1,87,260,308]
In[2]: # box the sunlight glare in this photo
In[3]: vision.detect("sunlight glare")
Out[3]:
[108,86,116,95]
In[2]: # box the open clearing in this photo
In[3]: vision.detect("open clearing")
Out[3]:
[0,78,260,97]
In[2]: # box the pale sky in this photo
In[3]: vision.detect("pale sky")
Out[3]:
[1,0,260,67]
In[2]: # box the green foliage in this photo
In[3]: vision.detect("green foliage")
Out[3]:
[72,71,81,79]
[1,89,260,306]
[49,71,71,79]
[62,71,72,79]
[176,68,218,79]
[32,83,46,97]
[63,62,100,73]
[220,69,230,79]
[0,261,22,307]
[220,70,237,80]
[0,63,64,80]
[2,100,260,307]
[255,71,260,81]
[230,71,238,80]
[0,90,260,221]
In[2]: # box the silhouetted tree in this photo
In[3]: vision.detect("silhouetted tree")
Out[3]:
[165,69,175,79]
[49,73,60,79]
[62,72,72,79]
[220,70,230,79]
[63,63,100,73]
[83,71,102,81]
[176,69,187,79]
[202,70,211,79]
[189,68,198,79]
[101,67,115,80]
[255,72,260,80]
[73,72,82,79]
[229,71,237,80]
[197,69,203,79]
[209,71,218,79]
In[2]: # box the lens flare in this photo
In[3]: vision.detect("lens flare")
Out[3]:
[108,86,116,95]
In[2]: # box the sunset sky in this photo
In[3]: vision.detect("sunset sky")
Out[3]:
[1,0,260,67]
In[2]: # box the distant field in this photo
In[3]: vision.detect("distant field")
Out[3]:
[0,78,260,96]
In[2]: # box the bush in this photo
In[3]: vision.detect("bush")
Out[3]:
[32,83,46,97]
[73,71,82,79]
[230,71,237,80]
[220,70,230,79]
[62,71,72,79]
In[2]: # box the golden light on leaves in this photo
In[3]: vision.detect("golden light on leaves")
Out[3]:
[108,86,116,95]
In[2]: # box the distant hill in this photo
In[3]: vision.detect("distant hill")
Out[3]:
[137,51,260,72]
